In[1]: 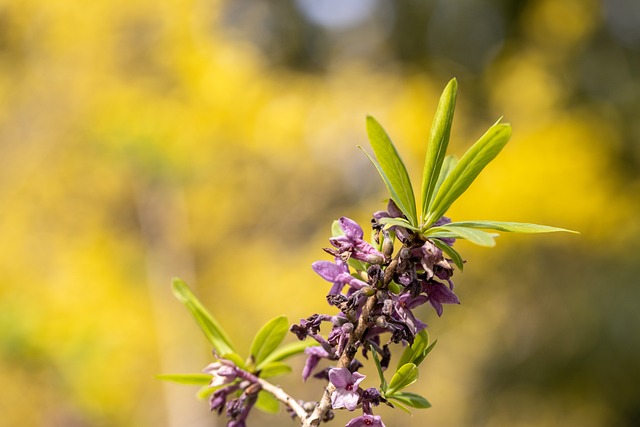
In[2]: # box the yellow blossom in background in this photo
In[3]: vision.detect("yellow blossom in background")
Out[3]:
[0,0,638,426]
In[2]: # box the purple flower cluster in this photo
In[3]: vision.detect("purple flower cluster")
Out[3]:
[292,200,461,426]
[203,360,260,427]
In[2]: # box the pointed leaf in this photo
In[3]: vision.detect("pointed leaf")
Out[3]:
[426,122,512,226]
[171,278,235,355]
[397,330,429,370]
[364,116,417,225]
[388,398,412,414]
[386,363,419,395]
[258,361,292,378]
[421,78,458,222]
[250,316,289,367]
[425,225,497,247]
[255,390,280,414]
[379,217,421,232]
[431,238,464,271]
[428,154,458,211]
[388,392,432,409]
[412,339,437,367]
[156,373,212,385]
[448,221,578,234]
[221,352,247,370]
[370,344,388,392]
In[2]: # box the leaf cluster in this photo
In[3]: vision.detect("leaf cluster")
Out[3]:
[362,78,576,256]
[159,278,314,414]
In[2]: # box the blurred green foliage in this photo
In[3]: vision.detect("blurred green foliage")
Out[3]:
[0,0,638,426]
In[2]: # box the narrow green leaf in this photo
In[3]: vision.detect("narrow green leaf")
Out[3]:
[171,278,235,355]
[196,385,217,400]
[364,116,417,225]
[156,373,211,385]
[421,78,458,222]
[426,122,512,226]
[428,155,458,211]
[412,339,437,367]
[448,221,579,234]
[431,238,464,271]
[425,225,497,247]
[379,217,421,232]
[250,316,289,367]
[388,392,432,409]
[388,397,412,414]
[370,344,388,392]
[257,340,316,369]
[255,390,280,414]
[386,363,419,395]
[258,361,292,379]
[397,330,429,370]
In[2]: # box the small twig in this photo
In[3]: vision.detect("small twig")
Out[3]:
[255,377,309,422]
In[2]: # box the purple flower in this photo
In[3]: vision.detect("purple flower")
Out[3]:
[313,257,368,295]
[302,346,330,381]
[345,414,386,427]
[329,368,365,411]
[391,292,428,334]
[423,280,460,317]
[329,217,385,264]
[203,362,237,387]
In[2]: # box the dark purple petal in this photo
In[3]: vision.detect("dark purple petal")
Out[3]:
[425,281,460,317]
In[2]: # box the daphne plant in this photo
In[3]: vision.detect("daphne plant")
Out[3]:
[159,78,576,427]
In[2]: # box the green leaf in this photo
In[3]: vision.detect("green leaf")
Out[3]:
[370,344,388,392]
[424,225,497,247]
[250,316,289,367]
[388,397,412,414]
[421,78,458,222]
[257,340,316,369]
[412,339,437,367]
[397,330,429,370]
[258,361,292,379]
[331,219,342,237]
[255,390,280,414]
[171,278,236,355]
[426,122,512,226]
[388,392,432,409]
[379,217,421,232]
[386,363,419,395]
[431,238,464,271]
[448,221,579,234]
[196,385,217,399]
[156,373,211,385]
[363,116,417,225]
[429,155,458,210]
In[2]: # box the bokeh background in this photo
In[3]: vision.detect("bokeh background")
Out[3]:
[1,0,639,426]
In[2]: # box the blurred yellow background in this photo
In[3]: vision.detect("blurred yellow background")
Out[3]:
[1,0,639,426]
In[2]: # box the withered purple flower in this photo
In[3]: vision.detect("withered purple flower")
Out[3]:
[423,280,460,317]
[345,414,387,427]
[329,368,365,411]
[312,257,368,295]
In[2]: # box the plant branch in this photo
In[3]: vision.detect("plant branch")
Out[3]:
[255,377,309,421]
